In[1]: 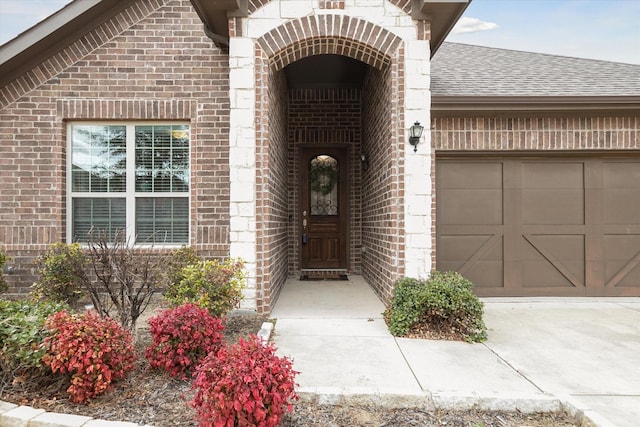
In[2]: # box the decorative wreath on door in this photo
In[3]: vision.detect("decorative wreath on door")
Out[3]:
[309,157,339,195]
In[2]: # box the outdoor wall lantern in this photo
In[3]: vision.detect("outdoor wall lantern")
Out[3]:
[409,121,424,152]
[360,152,369,169]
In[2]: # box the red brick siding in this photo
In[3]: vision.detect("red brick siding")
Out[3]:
[0,0,231,294]
[361,61,404,304]
[319,1,345,9]
[255,51,290,313]
[432,116,640,151]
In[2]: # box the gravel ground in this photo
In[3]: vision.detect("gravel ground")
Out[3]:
[1,309,585,426]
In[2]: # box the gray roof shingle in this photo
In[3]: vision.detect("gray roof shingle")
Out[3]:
[431,43,640,97]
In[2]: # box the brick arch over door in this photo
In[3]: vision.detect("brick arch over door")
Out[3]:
[253,15,406,311]
[256,15,402,70]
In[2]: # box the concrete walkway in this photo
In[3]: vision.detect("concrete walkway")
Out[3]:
[271,276,640,427]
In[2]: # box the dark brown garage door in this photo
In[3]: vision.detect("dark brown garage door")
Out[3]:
[436,155,640,297]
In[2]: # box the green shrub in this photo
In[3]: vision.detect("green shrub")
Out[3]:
[164,245,201,288]
[31,243,88,306]
[0,299,67,373]
[0,249,9,293]
[164,258,246,317]
[386,277,425,336]
[386,271,487,343]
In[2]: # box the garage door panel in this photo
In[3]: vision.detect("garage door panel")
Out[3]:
[603,162,640,188]
[439,190,503,225]
[463,261,504,289]
[606,261,640,289]
[603,190,640,225]
[604,235,640,289]
[439,235,495,261]
[439,235,503,287]
[523,189,585,225]
[439,260,504,288]
[521,162,585,225]
[521,234,585,289]
[522,261,582,289]
[438,162,503,189]
[602,162,640,226]
[437,161,504,225]
[522,162,584,188]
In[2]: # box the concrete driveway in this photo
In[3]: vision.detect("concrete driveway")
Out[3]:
[271,277,640,427]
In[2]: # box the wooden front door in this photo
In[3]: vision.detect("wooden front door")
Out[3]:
[300,147,349,269]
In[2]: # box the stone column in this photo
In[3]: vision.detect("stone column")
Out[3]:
[403,39,432,279]
[228,36,258,309]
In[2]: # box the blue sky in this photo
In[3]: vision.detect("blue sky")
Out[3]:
[1,0,639,64]
[448,0,640,64]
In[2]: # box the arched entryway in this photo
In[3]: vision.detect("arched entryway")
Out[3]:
[229,5,431,312]
[252,15,407,312]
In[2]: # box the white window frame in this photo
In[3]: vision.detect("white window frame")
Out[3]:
[66,121,191,246]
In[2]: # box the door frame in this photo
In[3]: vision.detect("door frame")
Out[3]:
[298,144,350,271]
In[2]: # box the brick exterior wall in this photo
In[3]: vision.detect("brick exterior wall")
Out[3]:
[0,0,231,294]
[2,0,429,311]
[256,61,289,311]
[361,64,406,303]
[432,115,640,151]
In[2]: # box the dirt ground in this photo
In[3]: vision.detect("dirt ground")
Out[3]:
[1,308,586,426]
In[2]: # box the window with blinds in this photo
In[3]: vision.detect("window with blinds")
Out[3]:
[69,123,190,244]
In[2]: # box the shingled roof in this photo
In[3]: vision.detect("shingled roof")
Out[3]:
[432,42,640,98]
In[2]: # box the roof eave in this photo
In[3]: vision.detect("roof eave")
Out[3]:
[432,95,640,114]
[412,0,471,58]
[189,0,248,48]
[0,0,136,88]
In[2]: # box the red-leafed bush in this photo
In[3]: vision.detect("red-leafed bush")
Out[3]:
[42,310,136,403]
[145,303,225,379]
[190,335,298,427]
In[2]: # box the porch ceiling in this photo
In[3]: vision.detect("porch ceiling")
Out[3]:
[284,55,368,89]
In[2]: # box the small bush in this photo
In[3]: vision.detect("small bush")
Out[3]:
[31,243,87,306]
[84,229,165,331]
[145,303,226,380]
[0,249,9,293]
[164,246,201,288]
[0,299,67,373]
[165,258,246,317]
[42,310,137,403]
[385,277,424,336]
[191,335,298,427]
[386,271,487,343]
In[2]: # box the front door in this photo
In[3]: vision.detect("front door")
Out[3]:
[300,147,349,269]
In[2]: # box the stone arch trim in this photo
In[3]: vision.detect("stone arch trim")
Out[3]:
[257,15,402,70]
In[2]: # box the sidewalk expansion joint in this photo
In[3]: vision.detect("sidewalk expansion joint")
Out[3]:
[482,342,546,394]
[392,336,425,391]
